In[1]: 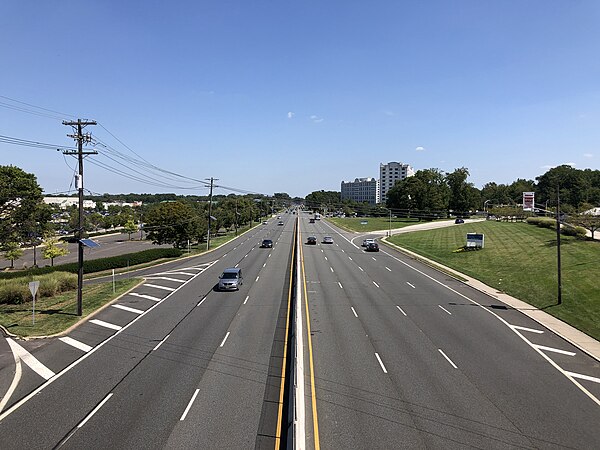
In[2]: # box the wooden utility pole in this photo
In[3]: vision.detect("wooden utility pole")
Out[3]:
[63,119,97,316]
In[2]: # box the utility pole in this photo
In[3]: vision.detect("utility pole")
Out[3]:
[62,119,97,316]
[206,177,218,250]
[556,185,562,305]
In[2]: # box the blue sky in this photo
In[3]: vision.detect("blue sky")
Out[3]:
[1,1,599,199]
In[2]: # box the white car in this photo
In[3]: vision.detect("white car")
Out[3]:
[362,238,375,247]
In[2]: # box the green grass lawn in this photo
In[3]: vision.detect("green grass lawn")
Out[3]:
[0,278,141,337]
[328,216,426,232]
[388,221,600,340]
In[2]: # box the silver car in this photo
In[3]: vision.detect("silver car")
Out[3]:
[322,236,334,244]
[218,268,243,291]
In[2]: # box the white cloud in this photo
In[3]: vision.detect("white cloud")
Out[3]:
[310,115,324,123]
[415,146,425,152]
[541,162,577,170]
[584,153,594,158]
[383,110,395,117]
[287,111,295,119]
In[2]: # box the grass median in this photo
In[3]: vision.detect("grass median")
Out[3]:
[387,221,600,341]
[1,278,141,338]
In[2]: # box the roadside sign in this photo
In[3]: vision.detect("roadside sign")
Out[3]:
[466,233,485,248]
[523,192,535,211]
[360,221,368,225]
[29,281,40,298]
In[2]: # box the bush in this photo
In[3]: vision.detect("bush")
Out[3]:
[0,282,29,305]
[0,272,78,305]
[526,217,556,229]
[562,225,587,238]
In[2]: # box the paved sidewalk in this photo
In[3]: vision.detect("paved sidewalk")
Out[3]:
[381,237,600,362]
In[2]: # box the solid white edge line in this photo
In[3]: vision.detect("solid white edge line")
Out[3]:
[438,305,452,315]
[511,325,544,334]
[0,260,220,423]
[0,341,22,413]
[153,334,171,351]
[438,349,458,369]
[375,352,388,373]
[59,336,92,353]
[180,389,200,421]
[565,372,600,384]
[220,331,231,348]
[396,305,407,316]
[6,338,55,380]
[532,344,576,356]
[78,393,113,428]
[351,307,358,318]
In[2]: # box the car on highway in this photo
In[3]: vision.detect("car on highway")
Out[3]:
[455,218,465,224]
[365,242,379,252]
[260,239,273,248]
[306,236,317,245]
[309,218,315,223]
[322,236,334,244]
[218,268,243,291]
[362,238,375,247]
[278,221,284,226]
[263,221,268,225]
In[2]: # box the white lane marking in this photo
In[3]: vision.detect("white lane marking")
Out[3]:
[180,389,200,421]
[197,297,207,307]
[90,319,122,331]
[330,267,334,273]
[235,263,240,268]
[341,249,345,253]
[351,307,358,318]
[565,372,600,384]
[223,254,227,257]
[0,342,21,413]
[59,337,92,353]
[153,334,171,351]
[338,282,343,289]
[244,254,248,258]
[321,249,324,253]
[532,344,576,356]
[146,277,186,283]
[244,296,249,305]
[358,266,364,272]
[372,257,377,261]
[145,284,176,292]
[438,305,452,315]
[385,267,392,272]
[78,393,113,428]
[220,332,231,348]
[438,349,458,369]
[233,247,237,250]
[6,338,55,380]
[268,253,272,258]
[150,271,195,277]
[263,263,266,268]
[406,282,416,289]
[112,304,144,315]
[348,257,353,261]
[375,353,388,373]
[324,256,328,261]
[128,292,161,302]
[396,305,407,316]
[372,281,380,288]
[256,276,260,282]
[511,325,544,334]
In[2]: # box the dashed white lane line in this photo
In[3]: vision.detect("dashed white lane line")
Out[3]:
[511,325,544,334]
[438,349,458,369]
[263,263,266,268]
[372,281,380,288]
[375,353,388,373]
[180,389,200,421]
[146,277,186,283]
[197,297,207,307]
[235,263,240,268]
[59,336,93,353]
[128,292,161,302]
[533,344,576,356]
[351,307,358,318]
[338,282,343,289]
[112,304,144,315]
[268,253,272,258]
[220,332,231,348]
[406,282,416,289]
[78,393,113,428]
[358,266,364,272]
[244,254,249,258]
[385,267,392,272]
[330,267,334,273]
[324,256,328,261]
[6,338,55,380]
[255,276,260,282]
[566,372,600,384]
[396,305,407,316]
[244,296,249,305]
[438,305,452,315]
[153,334,171,351]
[145,284,176,292]
[371,257,377,261]
[90,319,122,331]
[348,256,353,261]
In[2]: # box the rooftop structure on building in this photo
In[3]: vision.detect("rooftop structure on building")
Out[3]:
[379,162,415,204]
[341,177,380,205]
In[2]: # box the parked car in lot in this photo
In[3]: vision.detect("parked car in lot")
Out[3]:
[260,239,273,248]
[218,268,243,291]
[365,242,379,252]
[322,236,334,244]
[362,238,375,247]
[306,236,317,245]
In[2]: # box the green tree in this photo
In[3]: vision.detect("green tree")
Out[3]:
[42,236,69,266]
[446,167,479,213]
[2,241,23,269]
[145,201,204,248]
[573,213,600,239]
[123,219,138,240]
[387,168,449,214]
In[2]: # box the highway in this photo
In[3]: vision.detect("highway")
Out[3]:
[299,213,600,449]
[0,215,295,449]
[1,210,600,449]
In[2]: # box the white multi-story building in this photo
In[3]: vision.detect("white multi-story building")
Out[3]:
[379,162,415,204]
[341,177,380,205]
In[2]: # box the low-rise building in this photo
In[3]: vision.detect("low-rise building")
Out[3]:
[341,177,380,205]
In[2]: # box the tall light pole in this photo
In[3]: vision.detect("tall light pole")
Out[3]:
[556,185,562,305]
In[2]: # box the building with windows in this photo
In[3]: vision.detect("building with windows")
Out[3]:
[341,177,380,205]
[379,162,415,204]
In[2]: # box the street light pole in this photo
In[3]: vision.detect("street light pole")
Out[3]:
[556,185,562,305]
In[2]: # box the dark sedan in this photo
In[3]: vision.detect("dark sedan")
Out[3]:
[260,239,273,248]
[365,242,379,252]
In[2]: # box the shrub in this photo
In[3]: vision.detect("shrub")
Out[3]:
[526,217,556,229]
[562,225,587,238]
[0,282,29,305]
